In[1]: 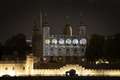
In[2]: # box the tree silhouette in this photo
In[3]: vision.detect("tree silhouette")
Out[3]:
[86,34,105,60]
[4,33,28,59]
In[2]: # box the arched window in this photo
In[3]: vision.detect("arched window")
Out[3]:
[23,67,25,70]
[12,67,15,70]
[5,67,8,70]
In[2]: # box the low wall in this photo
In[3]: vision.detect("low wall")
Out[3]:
[0,64,120,77]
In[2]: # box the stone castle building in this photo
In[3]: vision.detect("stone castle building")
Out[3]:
[0,12,120,77]
[0,11,88,76]
[32,12,87,68]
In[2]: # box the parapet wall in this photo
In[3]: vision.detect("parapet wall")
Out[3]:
[31,64,120,77]
[0,62,120,77]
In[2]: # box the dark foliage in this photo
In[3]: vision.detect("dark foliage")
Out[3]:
[1,33,31,59]
[86,33,120,60]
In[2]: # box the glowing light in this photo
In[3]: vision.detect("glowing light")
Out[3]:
[73,39,78,44]
[95,59,109,64]
[52,39,57,44]
[66,39,71,44]
[59,39,64,44]
[45,39,50,44]
[43,57,47,61]
[8,71,16,77]
[81,58,85,62]
[80,38,87,45]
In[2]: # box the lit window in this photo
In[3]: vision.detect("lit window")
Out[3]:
[59,39,64,44]
[45,39,50,44]
[43,57,48,63]
[58,57,62,61]
[73,39,78,44]
[43,57,47,61]
[80,38,87,45]
[52,39,57,44]
[66,39,71,44]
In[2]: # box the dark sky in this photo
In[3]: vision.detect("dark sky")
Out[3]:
[0,0,120,43]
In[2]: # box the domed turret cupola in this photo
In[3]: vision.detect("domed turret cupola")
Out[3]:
[63,16,72,36]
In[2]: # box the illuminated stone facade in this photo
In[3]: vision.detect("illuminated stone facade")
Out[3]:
[0,54,34,76]
[0,12,120,77]
[32,12,87,64]
[0,54,120,77]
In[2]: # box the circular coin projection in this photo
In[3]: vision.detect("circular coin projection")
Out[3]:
[72,39,79,44]
[80,38,87,45]
[59,39,64,44]
[45,39,50,44]
[52,39,57,44]
[66,39,71,44]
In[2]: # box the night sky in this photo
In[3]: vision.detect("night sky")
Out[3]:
[0,0,120,43]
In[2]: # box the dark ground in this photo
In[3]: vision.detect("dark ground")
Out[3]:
[0,76,120,80]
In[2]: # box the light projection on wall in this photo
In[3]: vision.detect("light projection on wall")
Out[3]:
[80,38,87,45]
[45,38,87,45]
[45,39,50,44]
[52,39,57,44]
[66,39,72,44]
[59,39,64,44]
[72,39,79,44]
